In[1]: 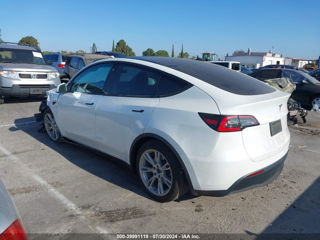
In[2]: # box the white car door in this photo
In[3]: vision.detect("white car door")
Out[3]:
[94,63,161,162]
[55,62,113,147]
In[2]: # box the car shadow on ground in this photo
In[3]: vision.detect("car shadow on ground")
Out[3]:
[3,96,45,104]
[10,117,194,202]
[245,177,320,239]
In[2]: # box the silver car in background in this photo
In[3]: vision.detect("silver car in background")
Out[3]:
[0,180,27,239]
[43,52,67,79]
[0,43,60,104]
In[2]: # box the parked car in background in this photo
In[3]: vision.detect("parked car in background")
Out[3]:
[64,54,112,79]
[260,64,297,70]
[0,180,27,240]
[43,53,67,79]
[298,68,310,73]
[210,61,241,71]
[95,51,126,58]
[240,65,253,74]
[309,68,320,81]
[0,42,60,104]
[43,57,289,202]
[249,68,320,110]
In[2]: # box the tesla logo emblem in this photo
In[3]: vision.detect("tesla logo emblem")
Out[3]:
[31,74,36,79]
[279,104,283,111]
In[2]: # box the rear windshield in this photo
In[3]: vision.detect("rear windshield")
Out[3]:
[0,48,46,65]
[136,57,275,95]
[44,54,58,62]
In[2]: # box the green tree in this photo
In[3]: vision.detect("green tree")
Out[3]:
[91,43,97,53]
[114,40,135,56]
[18,36,40,49]
[61,50,68,54]
[112,40,115,52]
[171,44,174,58]
[182,52,189,58]
[42,51,53,54]
[179,44,184,58]
[0,29,3,43]
[76,50,86,54]
[142,48,155,56]
[155,50,169,57]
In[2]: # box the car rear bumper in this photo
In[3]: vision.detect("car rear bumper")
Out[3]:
[194,151,287,196]
[0,84,56,97]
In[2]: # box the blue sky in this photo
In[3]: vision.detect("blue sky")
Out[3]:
[1,0,319,59]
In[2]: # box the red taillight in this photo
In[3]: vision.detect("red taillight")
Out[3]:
[246,169,264,178]
[218,116,241,132]
[199,113,259,132]
[57,64,65,68]
[0,219,26,240]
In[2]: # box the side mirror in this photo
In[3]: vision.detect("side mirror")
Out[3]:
[56,83,67,94]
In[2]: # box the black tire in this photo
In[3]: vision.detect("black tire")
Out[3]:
[136,140,186,202]
[43,109,62,142]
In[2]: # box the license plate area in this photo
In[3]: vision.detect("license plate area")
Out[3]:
[270,119,282,136]
[30,88,43,95]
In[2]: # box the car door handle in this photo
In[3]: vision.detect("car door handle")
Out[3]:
[85,102,94,106]
[132,109,144,113]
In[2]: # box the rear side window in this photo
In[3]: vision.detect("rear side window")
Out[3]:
[260,69,281,80]
[157,74,191,97]
[249,71,261,79]
[108,64,159,97]
[232,63,240,71]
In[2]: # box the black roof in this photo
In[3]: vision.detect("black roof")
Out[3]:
[132,57,275,95]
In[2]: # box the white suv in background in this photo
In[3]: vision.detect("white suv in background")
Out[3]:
[0,42,60,104]
[43,57,290,202]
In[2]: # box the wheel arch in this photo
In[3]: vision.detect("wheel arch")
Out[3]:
[129,133,195,194]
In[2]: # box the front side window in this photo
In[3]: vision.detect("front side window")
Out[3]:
[70,57,79,68]
[78,59,85,69]
[109,64,160,97]
[70,63,113,95]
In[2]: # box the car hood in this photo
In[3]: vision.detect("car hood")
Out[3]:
[0,63,57,72]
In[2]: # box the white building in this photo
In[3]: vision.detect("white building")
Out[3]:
[291,58,312,68]
[225,49,285,69]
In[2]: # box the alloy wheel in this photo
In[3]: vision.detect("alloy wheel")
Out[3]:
[312,97,320,112]
[139,149,173,197]
[44,112,60,141]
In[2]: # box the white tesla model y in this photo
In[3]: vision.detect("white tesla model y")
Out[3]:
[43,57,290,202]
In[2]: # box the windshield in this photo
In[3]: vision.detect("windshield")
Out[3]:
[300,71,320,84]
[0,48,46,65]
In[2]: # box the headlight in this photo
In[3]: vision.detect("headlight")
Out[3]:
[0,70,19,79]
[47,72,60,79]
